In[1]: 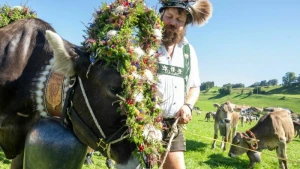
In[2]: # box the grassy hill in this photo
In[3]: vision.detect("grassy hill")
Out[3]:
[199,86,300,113]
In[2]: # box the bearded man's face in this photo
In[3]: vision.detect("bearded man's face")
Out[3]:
[161,8,187,46]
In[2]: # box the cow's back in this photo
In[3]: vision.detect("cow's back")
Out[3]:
[0,18,55,158]
[270,110,294,143]
[253,110,294,144]
[0,18,55,112]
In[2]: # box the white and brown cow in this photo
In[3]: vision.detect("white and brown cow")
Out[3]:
[211,101,241,151]
[228,109,294,169]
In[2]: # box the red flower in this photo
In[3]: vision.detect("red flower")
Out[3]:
[126,99,134,104]
[143,58,148,64]
[139,145,144,152]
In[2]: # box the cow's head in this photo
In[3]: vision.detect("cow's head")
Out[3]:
[214,101,241,136]
[228,132,260,157]
[45,31,135,165]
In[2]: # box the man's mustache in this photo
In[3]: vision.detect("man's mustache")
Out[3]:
[164,25,177,31]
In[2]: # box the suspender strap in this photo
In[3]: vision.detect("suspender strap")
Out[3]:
[157,44,191,96]
[182,44,190,96]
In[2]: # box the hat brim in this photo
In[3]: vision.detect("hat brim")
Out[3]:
[159,6,193,24]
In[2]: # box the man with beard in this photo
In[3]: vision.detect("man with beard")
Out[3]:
[157,0,212,168]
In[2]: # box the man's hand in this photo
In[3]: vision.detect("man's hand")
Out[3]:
[176,105,192,124]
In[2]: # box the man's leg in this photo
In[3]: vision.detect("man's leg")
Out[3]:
[163,151,185,169]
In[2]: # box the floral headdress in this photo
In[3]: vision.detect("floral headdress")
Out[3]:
[0,4,37,28]
[83,0,164,166]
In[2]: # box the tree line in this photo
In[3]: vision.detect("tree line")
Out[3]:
[200,72,300,95]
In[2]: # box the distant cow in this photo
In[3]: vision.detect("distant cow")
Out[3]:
[240,115,247,127]
[204,111,215,122]
[229,109,294,169]
[293,121,300,138]
[193,107,202,116]
[211,101,241,151]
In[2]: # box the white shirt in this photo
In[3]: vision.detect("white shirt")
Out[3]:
[157,38,200,118]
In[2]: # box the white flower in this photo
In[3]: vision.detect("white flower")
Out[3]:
[106,30,118,39]
[143,124,163,142]
[143,69,153,82]
[132,71,141,79]
[134,47,145,59]
[115,5,125,14]
[155,103,161,109]
[134,92,144,102]
[153,29,162,40]
[148,49,156,57]
[12,6,23,10]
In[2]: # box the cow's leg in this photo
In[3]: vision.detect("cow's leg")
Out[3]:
[221,136,226,150]
[276,139,288,169]
[231,125,237,142]
[10,152,23,169]
[211,122,218,149]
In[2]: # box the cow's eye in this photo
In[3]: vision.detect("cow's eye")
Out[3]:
[108,84,121,94]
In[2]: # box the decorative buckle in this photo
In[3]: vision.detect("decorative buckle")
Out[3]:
[97,138,108,150]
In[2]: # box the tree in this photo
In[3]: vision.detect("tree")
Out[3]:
[249,82,260,87]
[297,74,300,87]
[200,81,215,91]
[253,86,265,94]
[282,72,296,87]
[232,83,245,88]
[218,83,232,95]
[259,80,268,86]
[267,79,278,86]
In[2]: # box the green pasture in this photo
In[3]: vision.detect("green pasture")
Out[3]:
[1,91,300,168]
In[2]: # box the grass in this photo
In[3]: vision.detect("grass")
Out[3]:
[1,90,300,168]
[1,114,300,169]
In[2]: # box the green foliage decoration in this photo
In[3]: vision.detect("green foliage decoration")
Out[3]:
[83,0,164,166]
[0,4,37,28]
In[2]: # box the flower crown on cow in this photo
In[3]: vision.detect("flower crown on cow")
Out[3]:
[0,4,37,28]
[83,0,164,166]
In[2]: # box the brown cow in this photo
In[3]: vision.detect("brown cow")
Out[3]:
[204,111,215,122]
[293,121,300,138]
[211,101,241,151]
[228,109,294,169]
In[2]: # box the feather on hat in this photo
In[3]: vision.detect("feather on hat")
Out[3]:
[159,0,213,26]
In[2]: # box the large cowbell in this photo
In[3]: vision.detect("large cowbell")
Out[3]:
[219,121,231,137]
[24,118,88,169]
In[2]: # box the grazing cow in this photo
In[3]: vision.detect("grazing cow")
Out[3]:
[204,111,215,122]
[240,115,247,127]
[229,109,294,169]
[211,101,241,151]
[193,107,202,116]
[293,121,300,138]
[0,18,139,169]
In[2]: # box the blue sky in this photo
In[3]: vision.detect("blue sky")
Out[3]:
[4,0,300,87]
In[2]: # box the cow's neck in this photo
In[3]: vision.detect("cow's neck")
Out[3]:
[34,58,68,117]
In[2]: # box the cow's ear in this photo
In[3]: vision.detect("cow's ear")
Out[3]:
[234,106,242,112]
[213,103,220,108]
[45,30,75,76]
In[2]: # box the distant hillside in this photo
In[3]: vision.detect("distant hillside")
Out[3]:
[202,85,300,95]
[198,86,300,113]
